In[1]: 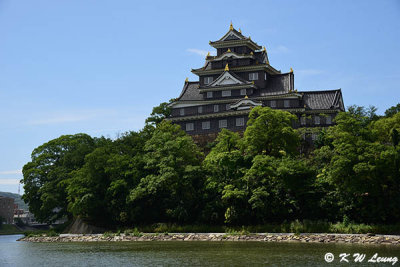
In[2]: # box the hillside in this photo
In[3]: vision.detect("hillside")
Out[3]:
[0,191,29,210]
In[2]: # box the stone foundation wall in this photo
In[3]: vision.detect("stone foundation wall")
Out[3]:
[19,233,400,245]
[191,133,219,147]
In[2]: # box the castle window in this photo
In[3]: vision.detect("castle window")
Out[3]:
[236,117,245,126]
[249,72,258,81]
[240,89,246,96]
[202,121,210,130]
[204,77,213,85]
[270,100,276,108]
[314,116,320,125]
[284,100,290,108]
[219,119,227,128]
[198,106,203,113]
[300,116,306,126]
[214,105,219,112]
[186,123,194,131]
[326,115,332,124]
[180,108,185,116]
[207,92,213,98]
[222,90,231,97]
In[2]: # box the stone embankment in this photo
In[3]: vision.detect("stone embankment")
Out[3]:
[19,233,400,245]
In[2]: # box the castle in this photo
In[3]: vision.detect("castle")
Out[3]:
[167,23,344,143]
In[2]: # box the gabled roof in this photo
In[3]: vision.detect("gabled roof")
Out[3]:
[176,81,202,101]
[213,27,247,42]
[230,98,262,110]
[254,50,270,64]
[207,50,255,61]
[301,89,345,111]
[191,63,280,75]
[199,71,256,93]
[209,26,262,50]
[204,70,252,88]
[210,38,262,51]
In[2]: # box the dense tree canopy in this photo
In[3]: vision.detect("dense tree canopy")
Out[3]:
[22,134,97,223]
[243,107,299,157]
[22,103,400,227]
[314,109,400,223]
[129,121,204,224]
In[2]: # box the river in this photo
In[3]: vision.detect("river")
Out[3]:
[1,235,399,266]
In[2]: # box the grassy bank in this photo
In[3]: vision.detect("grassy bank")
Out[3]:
[20,220,400,237]
[122,220,400,235]
[0,224,24,235]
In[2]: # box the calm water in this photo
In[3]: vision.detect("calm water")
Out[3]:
[1,235,399,266]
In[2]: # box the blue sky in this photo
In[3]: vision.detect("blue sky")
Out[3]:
[0,0,399,193]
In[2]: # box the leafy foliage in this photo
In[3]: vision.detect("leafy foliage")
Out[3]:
[243,106,299,157]
[384,103,400,118]
[21,104,400,228]
[22,134,96,223]
[129,121,204,224]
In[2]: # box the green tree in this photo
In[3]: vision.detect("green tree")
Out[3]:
[371,112,400,144]
[244,155,316,223]
[243,106,300,157]
[67,131,147,226]
[145,101,172,127]
[129,121,204,223]
[203,129,249,224]
[347,105,379,124]
[314,111,400,223]
[22,134,96,223]
[384,103,400,118]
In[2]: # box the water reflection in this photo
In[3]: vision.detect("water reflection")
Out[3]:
[0,235,399,266]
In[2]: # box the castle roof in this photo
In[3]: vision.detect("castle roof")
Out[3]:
[175,73,292,102]
[176,81,202,101]
[209,25,262,50]
[191,63,280,75]
[302,89,345,111]
[170,24,345,116]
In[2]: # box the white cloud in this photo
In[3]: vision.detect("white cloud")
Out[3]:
[296,69,324,76]
[0,170,22,175]
[0,179,21,185]
[187,48,210,57]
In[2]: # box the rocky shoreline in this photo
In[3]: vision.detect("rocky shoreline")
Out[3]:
[18,233,400,245]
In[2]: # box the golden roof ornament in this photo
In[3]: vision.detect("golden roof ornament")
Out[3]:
[185,77,188,82]
[251,81,255,84]
[263,46,266,52]
[229,22,233,30]
[250,51,254,55]
[245,95,249,99]
[224,63,229,71]
[290,67,294,73]
[206,52,210,58]
[239,28,242,33]
[248,36,251,40]
[227,48,231,53]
